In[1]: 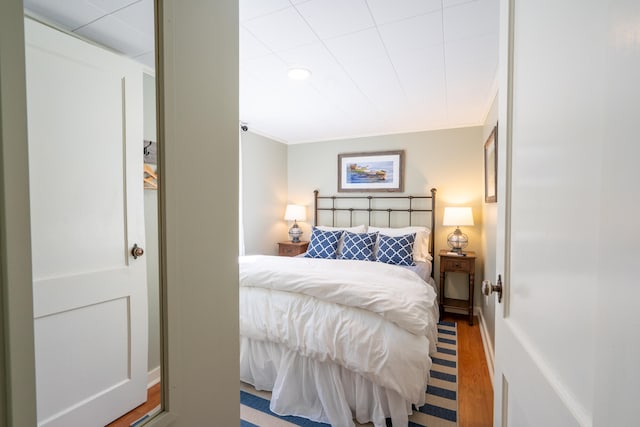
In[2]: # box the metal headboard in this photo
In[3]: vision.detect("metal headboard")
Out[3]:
[313,188,437,266]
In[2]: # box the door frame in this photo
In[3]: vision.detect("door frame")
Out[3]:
[0,2,37,426]
[0,1,240,426]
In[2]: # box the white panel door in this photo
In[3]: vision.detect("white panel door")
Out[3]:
[24,18,148,427]
[489,1,604,426]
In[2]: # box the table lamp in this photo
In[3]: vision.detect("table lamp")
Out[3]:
[442,207,474,253]
[284,204,306,243]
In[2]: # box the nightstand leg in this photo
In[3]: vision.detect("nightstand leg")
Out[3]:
[439,271,445,320]
[468,272,474,326]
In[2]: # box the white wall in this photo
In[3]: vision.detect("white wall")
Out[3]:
[241,131,288,255]
[287,128,485,301]
[480,93,498,353]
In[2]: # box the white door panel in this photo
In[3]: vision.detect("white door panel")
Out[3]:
[492,0,601,426]
[25,18,147,427]
[34,298,131,423]
[497,321,583,427]
[27,41,130,279]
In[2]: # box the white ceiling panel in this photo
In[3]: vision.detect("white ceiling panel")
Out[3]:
[239,0,291,22]
[242,7,317,52]
[343,56,407,110]
[367,0,442,25]
[443,0,477,8]
[276,42,372,110]
[277,41,340,74]
[110,0,154,39]
[378,11,443,54]
[240,27,273,60]
[87,0,143,15]
[25,0,500,144]
[75,13,152,57]
[324,28,387,67]
[241,53,290,85]
[443,0,499,41]
[295,0,374,39]
[390,46,446,103]
[445,34,499,80]
[24,0,105,31]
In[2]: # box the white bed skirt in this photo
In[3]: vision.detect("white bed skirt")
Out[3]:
[240,336,424,427]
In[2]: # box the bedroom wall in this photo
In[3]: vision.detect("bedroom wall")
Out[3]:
[143,73,161,375]
[480,92,498,353]
[287,127,485,302]
[241,131,289,255]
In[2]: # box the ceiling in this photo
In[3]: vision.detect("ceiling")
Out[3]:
[23,0,500,144]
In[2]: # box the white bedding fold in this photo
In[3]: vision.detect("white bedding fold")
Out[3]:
[239,255,440,404]
[239,255,438,336]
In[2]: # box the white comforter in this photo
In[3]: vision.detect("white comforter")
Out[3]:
[239,255,439,414]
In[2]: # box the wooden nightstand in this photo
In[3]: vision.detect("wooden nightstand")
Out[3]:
[278,241,309,257]
[439,249,477,325]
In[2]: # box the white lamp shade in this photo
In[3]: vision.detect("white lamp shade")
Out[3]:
[284,204,306,222]
[442,207,474,226]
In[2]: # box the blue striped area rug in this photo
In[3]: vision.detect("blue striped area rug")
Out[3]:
[240,321,458,427]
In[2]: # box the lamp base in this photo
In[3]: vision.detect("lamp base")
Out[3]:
[288,222,303,243]
[447,227,468,252]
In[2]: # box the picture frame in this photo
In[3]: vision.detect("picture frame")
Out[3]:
[484,125,497,203]
[338,150,404,192]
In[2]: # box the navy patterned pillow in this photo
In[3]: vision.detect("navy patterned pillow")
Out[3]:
[376,233,416,266]
[304,228,343,259]
[338,231,378,261]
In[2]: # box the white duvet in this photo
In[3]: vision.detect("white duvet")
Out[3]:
[239,255,440,421]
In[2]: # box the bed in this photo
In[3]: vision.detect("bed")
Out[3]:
[239,189,439,427]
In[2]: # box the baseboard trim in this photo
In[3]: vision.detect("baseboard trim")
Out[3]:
[475,307,495,386]
[147,366,161,389]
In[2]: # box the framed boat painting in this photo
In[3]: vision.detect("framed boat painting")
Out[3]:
[338,150,404,192]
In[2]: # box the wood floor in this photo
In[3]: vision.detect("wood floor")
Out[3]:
[443,313,494,427]
[106,383,160,427]
[106,315,493,426]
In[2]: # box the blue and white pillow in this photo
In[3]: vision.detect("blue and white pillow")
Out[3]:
[338,231,378,261]
[304,228,343,259]
[376,233,416,266]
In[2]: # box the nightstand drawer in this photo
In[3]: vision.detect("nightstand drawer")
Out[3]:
[278,241,309,257]
[442,257,473,272]
[279,245,299,256]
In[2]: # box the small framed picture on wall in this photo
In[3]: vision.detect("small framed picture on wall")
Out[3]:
[484,125,497,203]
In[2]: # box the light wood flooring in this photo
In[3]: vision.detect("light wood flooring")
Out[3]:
[443,313,494,427]
[106,383,160,427]
[107,315,493,426]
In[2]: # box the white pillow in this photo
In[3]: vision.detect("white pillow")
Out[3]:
[368,226,432,262]
[316,224,367,233]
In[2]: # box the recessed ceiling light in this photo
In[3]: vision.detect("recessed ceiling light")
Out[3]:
[288,67,312,80]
